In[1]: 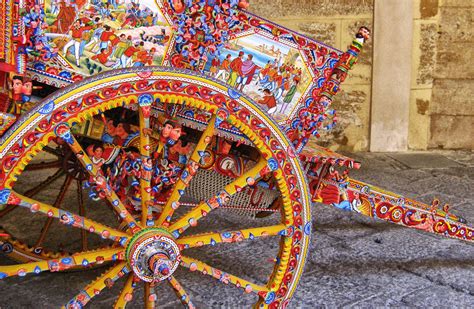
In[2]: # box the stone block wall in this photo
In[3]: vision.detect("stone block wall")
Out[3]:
[250,0,473,151]
[427,0,473,149]
[409,0,438,150]
[409,0,474,150]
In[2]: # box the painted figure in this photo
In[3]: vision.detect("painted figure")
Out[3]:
[117,42,140,68]
[160,120,184,146]
[88,144,105,169]
[239,54,259,91]
[215,54,231,81]
[9,76,39,116]
[258,89,277,112]
[113,123,134,146]
[283,78,298,104]
[91,46,114,66]
[63,19,93,67]
[227,51,244,87]
[209,57,220,76]
[101,119,117,143]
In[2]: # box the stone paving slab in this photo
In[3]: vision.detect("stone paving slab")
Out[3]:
[387,152,464,169]
[0,151,472,308]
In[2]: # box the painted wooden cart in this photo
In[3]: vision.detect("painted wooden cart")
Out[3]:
[0,0,471,308]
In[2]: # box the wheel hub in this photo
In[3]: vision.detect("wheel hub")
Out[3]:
[126,229,180,282]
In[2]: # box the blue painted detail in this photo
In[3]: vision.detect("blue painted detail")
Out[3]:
[138,93,154,106]
[332,201,351,211]
[227,88,241,99]
[38,101,55,114]
[328,57,339,68]
[304,222,312,235]
[67,300,83,309]
[33,62,46,71]
[317,77,326,88]
[183,110,194,117]
[0,189,11,204]
[61,257,73,264]
[265,291,276,304]
[119,237,128,246]
[59,71,72,79]
[267,158,278,171]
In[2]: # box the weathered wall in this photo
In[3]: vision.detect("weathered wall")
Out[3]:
[250,0,374,152]
[250,0,473,151]
[408,0,439,150]
[409,0,474,150]
[427,0,474,149]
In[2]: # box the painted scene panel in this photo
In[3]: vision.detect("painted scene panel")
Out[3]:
[27,0,171,81]
[203,33,312,123]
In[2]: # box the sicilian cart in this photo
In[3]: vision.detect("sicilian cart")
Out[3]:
[0,0,471,308]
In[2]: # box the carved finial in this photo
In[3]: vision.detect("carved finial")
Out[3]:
[356,26,371,44]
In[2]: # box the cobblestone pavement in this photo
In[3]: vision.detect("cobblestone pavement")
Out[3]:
[0,151,472,308]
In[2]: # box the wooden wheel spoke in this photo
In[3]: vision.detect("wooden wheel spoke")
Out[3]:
[0,205,16,219]
[23,169,66,197]
[177,224,287,249]
[144,282,157,309]
[6,191,129,244]
[0,248,124,279]
[169,159,270,237]
[43,145,63,157]
[0,168,65,221]
[66,262,129,308]
[180,256,269,295]
[139,104,152,227]
[56,125,141,233]
[77,180,88,251]
[168,275,196,308]
[1,168,66,223]
[157,114,217,226]
[33,175,74,249]
[24,160,62,171]
[114,274,136,309]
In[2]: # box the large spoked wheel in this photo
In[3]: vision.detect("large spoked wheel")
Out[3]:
[0,68,311,308]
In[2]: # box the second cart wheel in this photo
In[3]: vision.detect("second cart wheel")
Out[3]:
[0,141,117,263]
[0,67,312,308]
